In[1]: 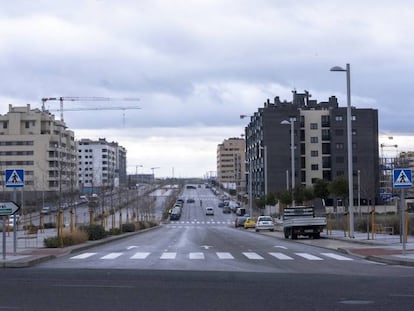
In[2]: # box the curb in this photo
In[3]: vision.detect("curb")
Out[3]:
[1,225,161,268]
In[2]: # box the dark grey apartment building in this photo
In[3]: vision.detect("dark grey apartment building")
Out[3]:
[245,90,379,205]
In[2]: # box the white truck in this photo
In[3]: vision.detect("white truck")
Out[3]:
[283,206,326,239]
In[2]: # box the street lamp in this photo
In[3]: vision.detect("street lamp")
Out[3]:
[135,165,143,185]
[281,118,295,207]
[330,63,354,238]
[150,167,160,182]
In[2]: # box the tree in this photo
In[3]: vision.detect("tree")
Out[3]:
[328,177,349,207]
[255,195,267,210]
[293,186,314,205]
[313,178,330,200]
[277,190,292,206]
[266,192,277,206]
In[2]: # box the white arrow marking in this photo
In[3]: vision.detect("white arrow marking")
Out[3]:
[127,246,138,250]
[273,245,288,249]
[201,245,213,250]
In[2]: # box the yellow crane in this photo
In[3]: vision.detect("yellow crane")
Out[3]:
[41,96,140,121]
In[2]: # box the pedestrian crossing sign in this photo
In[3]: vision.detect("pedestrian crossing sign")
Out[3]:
[5,169,25,188]
[393,169,412,188]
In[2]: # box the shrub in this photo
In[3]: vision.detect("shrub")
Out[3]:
[79,224,107,241]
[108,228,122,235]
[43,230,88,248]
[121,223,136,233]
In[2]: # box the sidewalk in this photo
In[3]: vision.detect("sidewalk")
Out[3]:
[0,227,158,268]
[1,226,414,268]
[257,225,414,267]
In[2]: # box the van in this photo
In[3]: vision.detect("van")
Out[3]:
[236,207,246,216]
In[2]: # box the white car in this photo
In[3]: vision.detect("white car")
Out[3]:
[205,206,214,216]
[255,216,274,232]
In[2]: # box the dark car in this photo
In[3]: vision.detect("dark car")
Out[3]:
[186,198,195,203]
[222,205,231,214]
[235,215,249,228]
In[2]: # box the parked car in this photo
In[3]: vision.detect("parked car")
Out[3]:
[186,198,195,203]
[41,206,51,215]
[244,217,256,229]
[235,215,249,228]
[79,195,89,204]
[236,207,246,216]
[222,205,231,214]
[205,206,214,216]
[255,216,275,232]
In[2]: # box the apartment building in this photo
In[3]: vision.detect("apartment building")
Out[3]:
[216,137,246,192]
[78,138,127,193]
[244,90,380,204]
[0,104,78,202]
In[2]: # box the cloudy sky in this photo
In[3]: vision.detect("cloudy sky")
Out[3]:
[1,0,414,177]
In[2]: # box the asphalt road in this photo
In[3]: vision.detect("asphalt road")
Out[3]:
[3,184,414,310]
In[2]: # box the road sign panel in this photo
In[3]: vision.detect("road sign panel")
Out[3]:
[0,202,20,216]
[5,169,25,188]
[393,169,412,188]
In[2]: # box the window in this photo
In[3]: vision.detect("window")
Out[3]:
[321,115,330,127]
[310,123,318,130]
[310,137,318,143]
[322,129,330,140]
[311,150,318,157]
[335,115,343,121]
[311,164,319,170]
[335,143,344,150]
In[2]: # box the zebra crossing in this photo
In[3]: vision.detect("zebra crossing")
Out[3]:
[69,250,354,262]
[167,220,234,226]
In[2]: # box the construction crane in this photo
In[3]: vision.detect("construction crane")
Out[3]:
[41,96,140,121]
[46,106,142,126]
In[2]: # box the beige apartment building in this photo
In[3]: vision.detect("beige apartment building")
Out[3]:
[0,104,78,204]
[217,137,246,192]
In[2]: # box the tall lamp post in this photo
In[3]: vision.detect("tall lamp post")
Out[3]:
[330,63,354,238]
[281,118,295,207]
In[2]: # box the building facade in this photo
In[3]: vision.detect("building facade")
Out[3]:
[217,137,246,192]
[244,91,380,204]
[0,104,78,203]
[78,138,127,193]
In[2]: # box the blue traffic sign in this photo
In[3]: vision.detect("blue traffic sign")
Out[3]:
[393,169,412,189]
[5,169,25,188]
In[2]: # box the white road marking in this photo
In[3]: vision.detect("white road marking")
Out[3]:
[127,246,138,250]
[160,252,177,259]
[70,253,96,259]
[243,252,264,260]
[189,252,205,259]
[130,252,151,259]
[273,245,288,249]
[269,252,294,260]
[101,253,123,260]
[216,252,234,259]
[321,253,353,261]
[295,253,323,260]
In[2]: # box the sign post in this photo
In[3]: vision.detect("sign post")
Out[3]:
[0,201,21,260]
[4,169,25,257]
[393,168,412,256]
